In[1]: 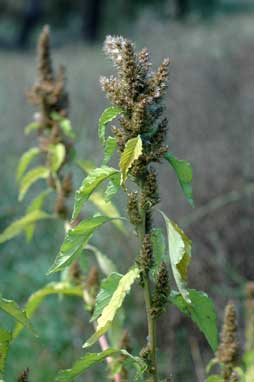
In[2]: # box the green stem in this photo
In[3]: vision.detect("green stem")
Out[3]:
[138,191,158,382]
[143,272,158,382]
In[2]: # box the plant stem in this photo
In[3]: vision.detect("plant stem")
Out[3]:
[138,183,158,382]
[143,273,158,382]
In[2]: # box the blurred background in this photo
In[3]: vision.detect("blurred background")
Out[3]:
[0,0,254,381]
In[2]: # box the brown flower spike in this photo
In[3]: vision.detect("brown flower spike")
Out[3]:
[27,26,74,219]
[101,35,170,235]
[217,302,240,381]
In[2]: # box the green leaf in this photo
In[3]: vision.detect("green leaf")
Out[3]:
[164,153,194,207]
[55,348,145,382]
[51,112,62,121]
[18,166,49,201]
[233,367,245,382]
[60,119,76,139]
[151,228,167,280]
[0,210,51,244]
[89,192,126,235]
[245,358,254,382]
[48,216,113,274]
[205,376,224,382]
[76,160,95,174]
[0,296,35,335]
[86,245,117,276]
[56,349,119,381]
[243,350,254,368]
[25,189,51,242]
[24,122,41,135]
[13,282,83,338]
[91,273,122,321]
[83,267,139,348]
[161,211,192,303]
[72,166,119,220]
[99,106,124,145]
[206,358,219,374]
[108,309,125,349]
[16,148,40,181]
[76,161,121,203]
[119,135,143,185]
[103,136,117,165]
[27,190,51,213]
[48,143,66,173]
[104,173,121,202]
[0,326,11,374]
[169,289,218,352]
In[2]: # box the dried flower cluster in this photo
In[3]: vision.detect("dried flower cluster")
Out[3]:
[101,33,170,236]
[28,26,74,218]
[217,303,240,381]
[29,26,69,122]
[101,35,170,182]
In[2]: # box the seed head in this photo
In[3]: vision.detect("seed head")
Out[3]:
[37,25,53,83]
[28,26,69,119]
[103,35,127,67]
[217,302,239,366]
[101,35,170,185]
